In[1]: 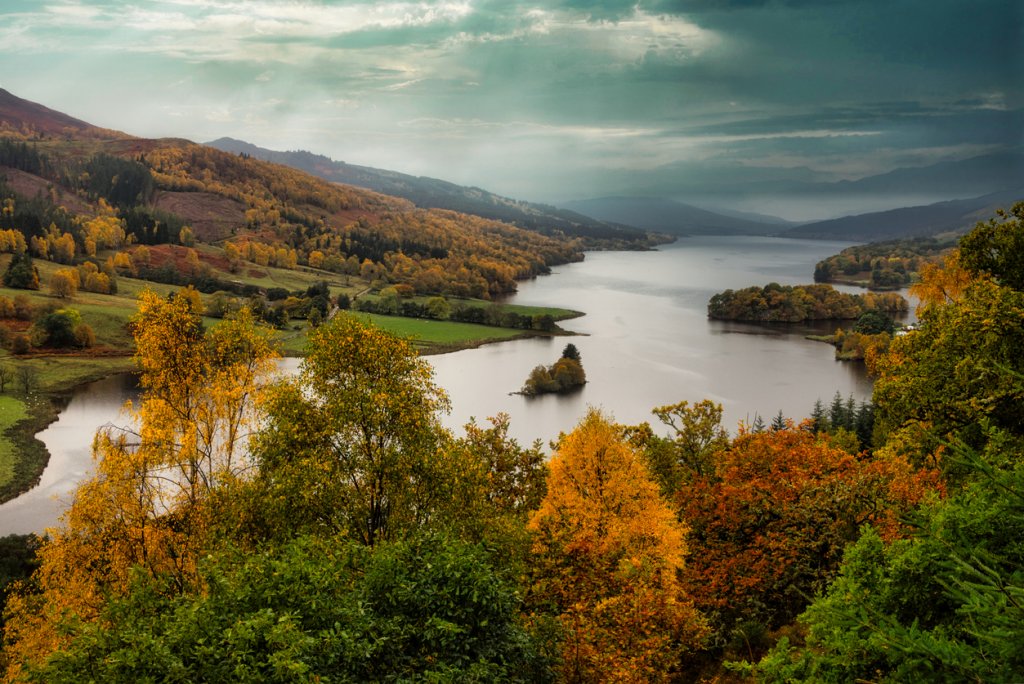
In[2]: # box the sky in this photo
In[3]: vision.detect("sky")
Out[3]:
[1,0,1021,219]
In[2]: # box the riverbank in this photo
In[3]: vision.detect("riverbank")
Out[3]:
[0,357,134,505]
[0,303,583,505]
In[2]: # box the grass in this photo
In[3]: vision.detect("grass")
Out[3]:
[350,313,528,350]
[0,395,27,490]
[359,292,581,322]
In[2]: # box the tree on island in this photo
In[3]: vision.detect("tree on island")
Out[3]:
[521,343,586,396]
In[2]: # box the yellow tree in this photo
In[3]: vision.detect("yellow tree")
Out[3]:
[529,409,707,682]
[1,289,279,679]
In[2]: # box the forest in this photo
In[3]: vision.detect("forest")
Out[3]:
[813,237,956,289]
[0,203,1020,682]
[707,282,907,323]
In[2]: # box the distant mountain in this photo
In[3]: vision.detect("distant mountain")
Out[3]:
[716,151,1024,203]
[206,137,657,246]
[783,188,1024,241]
[560,196,787,236]
[0,88,128,139]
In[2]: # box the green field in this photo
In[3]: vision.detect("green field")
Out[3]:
[0,394,27,489]
[351,312,528,350]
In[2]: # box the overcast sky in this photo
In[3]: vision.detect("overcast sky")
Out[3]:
[1,0,1021,216]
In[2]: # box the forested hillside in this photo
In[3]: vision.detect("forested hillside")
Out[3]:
[207,137,662,248]
[1,204,1021,682]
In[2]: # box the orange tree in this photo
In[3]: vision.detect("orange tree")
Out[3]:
[528,409,707,682]
[677,427,940,654]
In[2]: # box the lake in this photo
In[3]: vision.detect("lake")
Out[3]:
[0,235,879,535]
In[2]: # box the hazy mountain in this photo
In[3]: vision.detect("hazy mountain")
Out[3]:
[206,137,657,246]
[560,196,787,236]
[783,188,1024,241]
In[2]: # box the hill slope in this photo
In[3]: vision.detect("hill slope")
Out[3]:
[0,90,585,300]
[206,137,658,247]
[561,196,786,236]
[0,88,129,140]
[783,188,1024,241]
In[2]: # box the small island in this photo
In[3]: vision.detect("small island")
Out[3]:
[707,282,907,322]
[521,343,586,396]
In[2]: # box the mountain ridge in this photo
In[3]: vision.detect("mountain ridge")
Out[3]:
[206,137,660,246]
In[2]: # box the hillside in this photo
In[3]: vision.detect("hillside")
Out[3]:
[783,188,1024,241]
[0,91,590,303]
[206,137,660,247]
[0,88,129,140]
[561,196,785,236]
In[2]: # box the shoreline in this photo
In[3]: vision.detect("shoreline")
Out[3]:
[0,308,586,508]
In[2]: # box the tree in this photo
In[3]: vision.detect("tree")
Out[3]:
[561,343,580,361]
[250,313,452,546]
[0,365,12,392]
[1,291,279,676]
[958,201,1024,290]
[27,534,551,683]
[425,295,451,320]
[677,428,940,653]
[756,435,1024,683]
[49,270,77,299]
[15,364,35,394]
[653,399,729,482]
[529,409,707,681]
[3,251,39,290]
[30,309,86,349]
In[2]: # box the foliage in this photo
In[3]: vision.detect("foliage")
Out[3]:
[250,313,452,546]
[28,309,92,349]
[521,352,586,396]
[873,266,1024,467]
[24,533,550,683]
[958,201,1024,290]
[813,237,953,289]
[529,409,707,682]
[2,253,38,291]
[755,434,1024,683]
[708,282,907,322]
[1,291,279,677]
[677,428,940,645]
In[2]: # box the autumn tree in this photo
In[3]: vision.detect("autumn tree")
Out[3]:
[529,409,707,682]
[249,313,452,546]
[48,269,78,299]
[1,290,279,677]
[676,427,940,655]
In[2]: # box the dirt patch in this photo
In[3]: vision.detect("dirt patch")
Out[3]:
[0,166,94,216]
[152,190,246,242]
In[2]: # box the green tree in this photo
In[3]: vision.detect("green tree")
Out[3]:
[3,252,39,290]
[756,435,1024,683]
[426,295,451,320]
[958,201,1024,290]
[251,314,452,546]
[28,534,551,683]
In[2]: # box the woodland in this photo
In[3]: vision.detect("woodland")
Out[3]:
[0,203,1020,682]
[707,282,908,323]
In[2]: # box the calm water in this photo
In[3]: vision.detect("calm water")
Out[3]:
[0,235,880,534]
[430,235,874,444]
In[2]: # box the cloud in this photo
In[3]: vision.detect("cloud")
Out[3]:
[0,0,1019,208]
